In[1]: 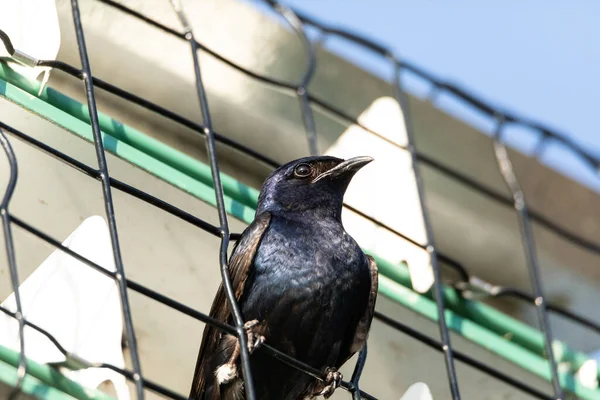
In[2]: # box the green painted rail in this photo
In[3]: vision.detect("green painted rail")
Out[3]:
[0,344,114,400]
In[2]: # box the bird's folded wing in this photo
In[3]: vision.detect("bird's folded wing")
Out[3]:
[189,212,272,399]
[349,255,379,357]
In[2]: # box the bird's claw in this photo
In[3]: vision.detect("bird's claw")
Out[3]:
[247,332,265,354]
[244,319,265,354]
[319,367,342,398]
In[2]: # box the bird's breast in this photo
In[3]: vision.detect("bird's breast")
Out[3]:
[237,215,371,381]
[254,216,364,279]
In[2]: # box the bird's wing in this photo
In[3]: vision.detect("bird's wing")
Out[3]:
[348,254,379,357]
[189,212,272,399]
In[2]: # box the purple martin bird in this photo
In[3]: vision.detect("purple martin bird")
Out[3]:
[189,155,379,400]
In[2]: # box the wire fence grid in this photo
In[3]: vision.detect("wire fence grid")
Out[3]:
[0,0,598,399]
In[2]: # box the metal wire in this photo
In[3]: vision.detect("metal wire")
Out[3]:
[0,303,188,400]
[349,345,369,400]
[265,0,320,156]
[391,59,461,398]
[0,127,27,399]
[0,30,15,55]
[492,118,563,399]
[373,311,553,400]
[68,0,144,397]
[0,0,598,399]
[168,0,256,397]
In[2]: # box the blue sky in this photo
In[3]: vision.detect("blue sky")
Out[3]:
[272,1,600,192]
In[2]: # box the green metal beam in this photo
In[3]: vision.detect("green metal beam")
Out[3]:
[0,344,114,400]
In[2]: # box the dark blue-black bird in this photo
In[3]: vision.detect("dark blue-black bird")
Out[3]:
[189,155,379,400]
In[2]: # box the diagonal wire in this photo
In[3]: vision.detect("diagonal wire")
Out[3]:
[68,0,144,398]
[495,287,600,334]
[374,311,553,400]
[451,268,600,335]
[393,60,461,398]
[0,304,188,400]
[350,345,369,400]
[492,117,563,399]
[0,128,27,399]
[9,214,237,336]
[264,0,319,156]
[35,59,279,168]
[0,120,224,238]
[168,0,256,398]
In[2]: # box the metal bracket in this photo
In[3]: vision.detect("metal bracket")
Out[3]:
[48,352,92,371]
[454,276,502,300]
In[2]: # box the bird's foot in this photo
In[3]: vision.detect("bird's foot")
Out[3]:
[244,319,265,354]
[319,367,342,398]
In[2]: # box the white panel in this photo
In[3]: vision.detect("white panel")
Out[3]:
[399,382,433,400]
[0,216,130,399]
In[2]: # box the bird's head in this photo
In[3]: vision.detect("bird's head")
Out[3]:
[256,155,373,218]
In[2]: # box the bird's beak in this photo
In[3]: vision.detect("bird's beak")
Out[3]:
[312,156,374,183]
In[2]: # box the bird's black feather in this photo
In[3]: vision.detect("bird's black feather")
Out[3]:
[189,212,272,399]
[189,155,378,400]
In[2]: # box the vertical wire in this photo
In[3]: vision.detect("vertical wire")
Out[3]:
[68,1,145,398]
[167,1,256,398]
[0,129,27,398]
[392,60,461,399]
[265,0,319,156]
[492,117,564,400]
[350,345,368,400]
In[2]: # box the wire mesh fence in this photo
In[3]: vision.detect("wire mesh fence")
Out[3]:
[0,0,598,399]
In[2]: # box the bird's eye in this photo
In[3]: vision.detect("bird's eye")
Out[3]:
[294,163,312,178]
